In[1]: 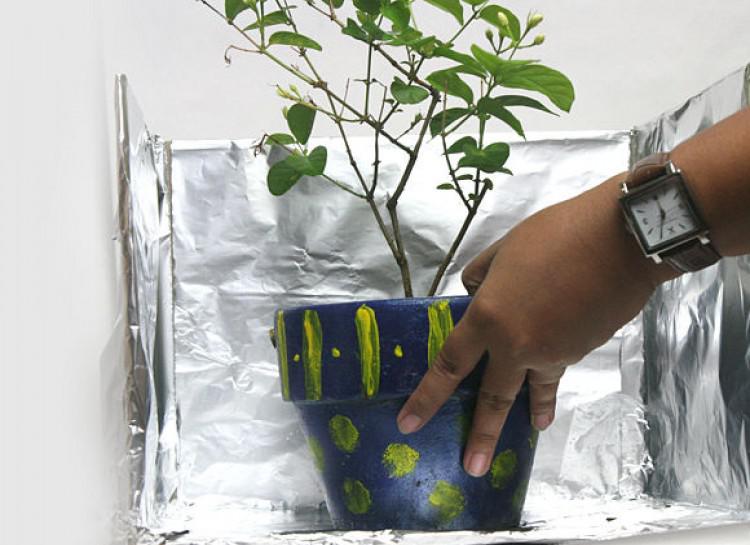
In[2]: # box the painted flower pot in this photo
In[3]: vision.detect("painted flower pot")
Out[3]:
[273,296,537,531]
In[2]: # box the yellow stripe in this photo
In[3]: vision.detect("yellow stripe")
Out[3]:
[276,311,290,400]
[302,310,323,400]
[428,300,454,368]
[355,304,380,399]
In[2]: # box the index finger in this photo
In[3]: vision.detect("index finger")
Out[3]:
[396,308,487,434]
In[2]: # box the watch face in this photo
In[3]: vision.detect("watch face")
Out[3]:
[622,173,703,253]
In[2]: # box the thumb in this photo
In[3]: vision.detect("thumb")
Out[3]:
[462,239,503,295]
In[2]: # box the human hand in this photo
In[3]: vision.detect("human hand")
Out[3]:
[396,175,678,477]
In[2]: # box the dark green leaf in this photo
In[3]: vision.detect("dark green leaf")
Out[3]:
[456,173,474,180]
[330,0,345,8]
[436,183,455,190]
[460,0,485,5]
[457,142,510,172]
[433,46,486,75]
[305,146,328,176]
[245,10,290,30]
[494,94,557,115]
[353,0,382,16]
[498,63,575,112]
[424,0,463,24]
[479,5,521,41]
[226,0,255,21]
[342,18,369,41]
[445,136,477,154]
[426,69,473,104]
[286,104,316,145]
[382,0,411,30]
[429,107,470,137]
[390,77,430,104]
[267,133,296,145]
[268,31,323,51]
[266,146,327,195]
[359,15,391,40]
[477,97,525,138]
[267,154,307,195]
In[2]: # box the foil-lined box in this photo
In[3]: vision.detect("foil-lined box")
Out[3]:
[107,66,750,544]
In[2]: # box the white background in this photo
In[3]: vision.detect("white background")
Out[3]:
[1,1,749,544]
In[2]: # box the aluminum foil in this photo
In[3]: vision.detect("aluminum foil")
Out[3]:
[110,66,750,544]
[631,65,750,510]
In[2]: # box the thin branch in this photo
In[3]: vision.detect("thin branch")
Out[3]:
[427,183,491,295]
[439,132,470,211]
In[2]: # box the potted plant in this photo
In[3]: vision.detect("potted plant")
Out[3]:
[198,0,574,530]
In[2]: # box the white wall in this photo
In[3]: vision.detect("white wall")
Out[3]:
[0,1,114,545]
[1,1,749,545]
[101,0,750,140]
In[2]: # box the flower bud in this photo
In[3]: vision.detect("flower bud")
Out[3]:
[484,28,494,41]
[496,11,510,29]
[532,34,545,46]
[527,12,543,29]
[282,106,289,119]
[289,84,300,96]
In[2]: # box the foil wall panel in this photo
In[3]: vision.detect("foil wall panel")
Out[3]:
[635,64,750,509]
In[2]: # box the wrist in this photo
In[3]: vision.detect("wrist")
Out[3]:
[589,174,682,289]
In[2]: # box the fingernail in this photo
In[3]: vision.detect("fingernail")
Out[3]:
[466,453,489,477]
[533,414,552,430]
[398,414,422,434]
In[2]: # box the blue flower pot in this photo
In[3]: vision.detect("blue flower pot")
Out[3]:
[273,296,537,531]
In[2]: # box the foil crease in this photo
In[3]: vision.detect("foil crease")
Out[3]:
[110,66,750,544]
[632,64,750,509]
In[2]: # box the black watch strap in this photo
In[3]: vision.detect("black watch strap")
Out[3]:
[626,153,721,273]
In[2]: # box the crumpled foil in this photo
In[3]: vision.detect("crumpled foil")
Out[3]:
[631,65,750,510]
[110,66,750,545]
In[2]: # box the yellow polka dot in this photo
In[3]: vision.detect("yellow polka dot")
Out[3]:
[293,354,300,362]
[490,449,518,490]
[332,347,341,358]
[393,345,404,358]
[343,479,372,515]
[428,480,465,524]
[383,443,420,477]
[329,415,360,453]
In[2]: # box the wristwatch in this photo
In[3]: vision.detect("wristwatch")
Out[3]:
[619,152,720,273]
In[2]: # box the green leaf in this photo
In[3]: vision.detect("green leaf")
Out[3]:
[267,133,296,145]
[479,5,521,41]
[494,94,557,115]
[267,154,307,195]
[286,104,316,145]
[305,146,328,176]
[445,136,477,154]
[433,46,486,75]
[424,0,463,24]
[498,64,575,112]
[456,173,474,180]
[426,69,473,105]
[429,107,470,137]
[266,147,327,196]
[437,183,455,190]
[342,18,369,41]
[470,45,534,78]
[226,0,255,21]
[330,0,345,7]
[359,15,391,40]
[390,77,430,105]
[245,10,290,30]
[268,31,323,51]
[460,0,485,5]
[353,0,382,16]
[477,97,525,138]
[457,142,510,173]
[382,0,411,30]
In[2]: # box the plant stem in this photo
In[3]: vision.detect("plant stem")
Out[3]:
[364,42,374,118]
[427,183,490,296]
